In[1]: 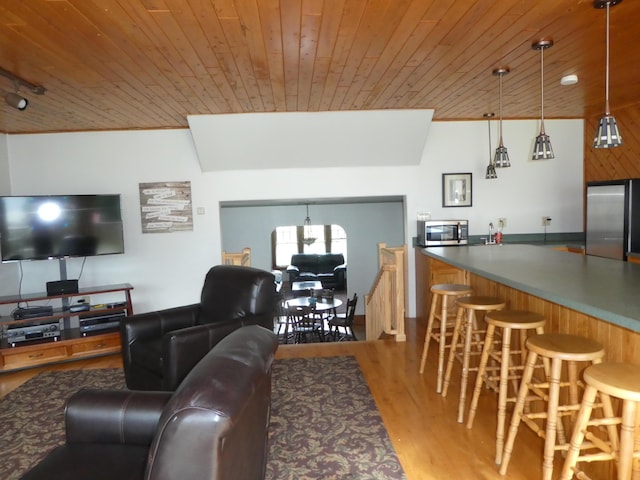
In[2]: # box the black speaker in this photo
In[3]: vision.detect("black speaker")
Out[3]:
[46,279,79,296]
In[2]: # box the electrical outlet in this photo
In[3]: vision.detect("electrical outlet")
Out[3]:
[498,218,507,229]
[542,216,552,227]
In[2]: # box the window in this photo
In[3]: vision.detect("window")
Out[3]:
[272,224,347,268]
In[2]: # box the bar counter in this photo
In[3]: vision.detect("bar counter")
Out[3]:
[415,244,640,365]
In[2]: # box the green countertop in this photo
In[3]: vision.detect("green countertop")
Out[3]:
[420,244,640,332]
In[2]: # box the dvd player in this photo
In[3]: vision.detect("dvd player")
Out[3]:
[79,311,125,336]
[12,305,54,320]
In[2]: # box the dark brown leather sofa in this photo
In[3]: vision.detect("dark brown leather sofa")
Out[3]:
[286,253,346,290]
[121,264,277,391]
[19,325,279,480]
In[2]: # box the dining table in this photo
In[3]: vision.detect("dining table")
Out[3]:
[285,296,343,312]
[282,296,343,343]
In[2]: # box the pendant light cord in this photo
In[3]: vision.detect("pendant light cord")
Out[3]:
[488,117,492,162]
[498,74,504,146]
[539,46,545,133]
[605,3,611,114]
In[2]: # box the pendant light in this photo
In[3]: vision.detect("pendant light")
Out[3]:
[484,113,497,179]
[593,0,623,148]
[493,67,510,168]
[302,204,316,245]
[531,39,554,160]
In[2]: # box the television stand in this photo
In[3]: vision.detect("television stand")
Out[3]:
[0,283,133,372]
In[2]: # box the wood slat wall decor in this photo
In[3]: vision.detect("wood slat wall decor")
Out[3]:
[0,0,639,134]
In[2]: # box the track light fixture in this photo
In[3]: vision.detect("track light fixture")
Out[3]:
[0,66,46,111]
[593,0,623,148]
[5,92,28,110]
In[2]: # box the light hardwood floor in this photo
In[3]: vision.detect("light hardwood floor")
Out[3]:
[1,318,556,480]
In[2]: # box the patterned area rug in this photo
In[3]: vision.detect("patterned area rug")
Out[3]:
[0,356,406,480]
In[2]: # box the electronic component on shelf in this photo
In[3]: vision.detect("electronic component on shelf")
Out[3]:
[5,322,61,346]
[12,305,54,320]
[79,311,125,336]
[69,304,90,312]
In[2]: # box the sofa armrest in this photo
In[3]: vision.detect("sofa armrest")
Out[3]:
[333,263,347,272]
[65,389,172,446]
[161,320,247,390]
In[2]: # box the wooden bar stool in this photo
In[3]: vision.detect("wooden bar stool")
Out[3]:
[560,362,640,480]
[442,295,506,423]
[500,333,606,480]
[419,283,473,393]
[466,310,546,465]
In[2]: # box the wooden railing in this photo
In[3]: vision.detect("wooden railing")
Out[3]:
[365,243,407,342]
[221,247,251,267]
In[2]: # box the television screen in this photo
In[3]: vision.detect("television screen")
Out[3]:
[0,194,124,262]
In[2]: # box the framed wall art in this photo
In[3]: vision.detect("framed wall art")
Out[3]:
[442,173,472,207]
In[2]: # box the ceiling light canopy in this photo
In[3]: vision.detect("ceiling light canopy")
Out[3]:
[593,0,623,148]
[532,39,555,160]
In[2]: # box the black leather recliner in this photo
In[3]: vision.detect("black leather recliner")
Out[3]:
[19,325,279,480]
[121,265,277,391]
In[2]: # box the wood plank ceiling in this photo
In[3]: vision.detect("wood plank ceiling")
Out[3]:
[0,0,638,134]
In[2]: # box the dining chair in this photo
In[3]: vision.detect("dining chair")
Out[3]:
[286,303,324,343]
[328,293,358,341]
[274,294,292,343]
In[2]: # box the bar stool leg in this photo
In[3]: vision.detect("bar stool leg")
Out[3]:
[466,323,496,431]
[499,349,539,475]
[633,407,640,479]
[620,400,637,480]
[442,305,464,397]
[419,293,439,375]
[558,384,598,480]
[542,358,563,480]
[495,326,512,465]
[457,308,477,423]
[436,295,452,394]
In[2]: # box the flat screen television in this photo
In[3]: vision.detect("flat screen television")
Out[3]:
[0,194,124,262]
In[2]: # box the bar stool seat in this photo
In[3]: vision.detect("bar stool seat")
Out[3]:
[500,333,606,480]
[466,310,546,465]
[419,283,473,393]
[442,295,506,423]
[560,362,640,480]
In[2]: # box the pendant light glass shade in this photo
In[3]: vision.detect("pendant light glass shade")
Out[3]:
[493,68,510,168]
[532,40,555,160]
[484,113,497,179]
[302,204,316,245]
[593,0,623,148]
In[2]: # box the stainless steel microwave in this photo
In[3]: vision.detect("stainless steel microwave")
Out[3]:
[417,219,469,246]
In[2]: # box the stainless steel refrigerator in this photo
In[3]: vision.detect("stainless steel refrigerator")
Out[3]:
[585,179,640,260]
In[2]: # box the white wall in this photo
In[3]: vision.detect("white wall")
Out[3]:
[220,201,405,314]
[1,117,584,318]
[0,134,9,195]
